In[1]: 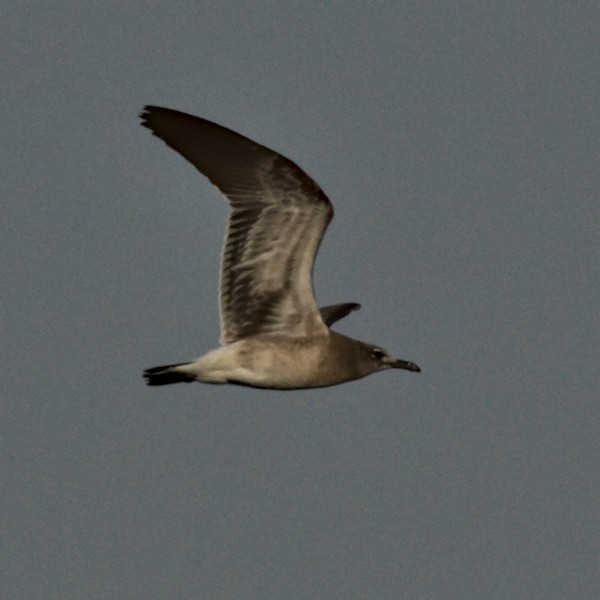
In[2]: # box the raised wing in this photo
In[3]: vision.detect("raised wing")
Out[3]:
[319,303,361,326]
[140,106,333,344]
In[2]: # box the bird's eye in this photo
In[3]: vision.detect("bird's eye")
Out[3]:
[371,349,385,360]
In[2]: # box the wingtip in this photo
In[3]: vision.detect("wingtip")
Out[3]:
[139,105,156,127]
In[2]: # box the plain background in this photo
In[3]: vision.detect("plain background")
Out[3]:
[2,3,598,599]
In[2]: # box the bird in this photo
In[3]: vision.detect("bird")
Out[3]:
[140,106,420,389]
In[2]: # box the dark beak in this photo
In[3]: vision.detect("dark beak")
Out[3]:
[387,358,421,372]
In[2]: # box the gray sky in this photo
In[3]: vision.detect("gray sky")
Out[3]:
[2,3,598,599]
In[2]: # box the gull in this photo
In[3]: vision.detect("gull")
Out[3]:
[140,106,420,389]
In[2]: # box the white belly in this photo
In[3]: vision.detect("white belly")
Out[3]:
[187,337,333,389]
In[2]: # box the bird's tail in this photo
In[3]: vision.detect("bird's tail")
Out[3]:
[143,362,196,386]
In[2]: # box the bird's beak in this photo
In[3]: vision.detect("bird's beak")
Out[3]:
[385,357,421,372]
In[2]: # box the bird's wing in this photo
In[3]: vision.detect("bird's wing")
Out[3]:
[140,106,333,344]
[319,303,361,326]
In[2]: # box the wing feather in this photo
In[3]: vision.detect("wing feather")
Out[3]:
[140,106,333,343]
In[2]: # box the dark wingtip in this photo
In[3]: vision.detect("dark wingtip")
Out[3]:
[139,105,156,128]
[319,302,362,327]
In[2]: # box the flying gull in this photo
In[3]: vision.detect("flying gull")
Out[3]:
[140,106,420,389]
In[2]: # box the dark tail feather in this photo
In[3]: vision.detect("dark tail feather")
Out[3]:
[143,363,195,386]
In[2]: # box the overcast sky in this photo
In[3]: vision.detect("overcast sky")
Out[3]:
[2,3,598,599]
